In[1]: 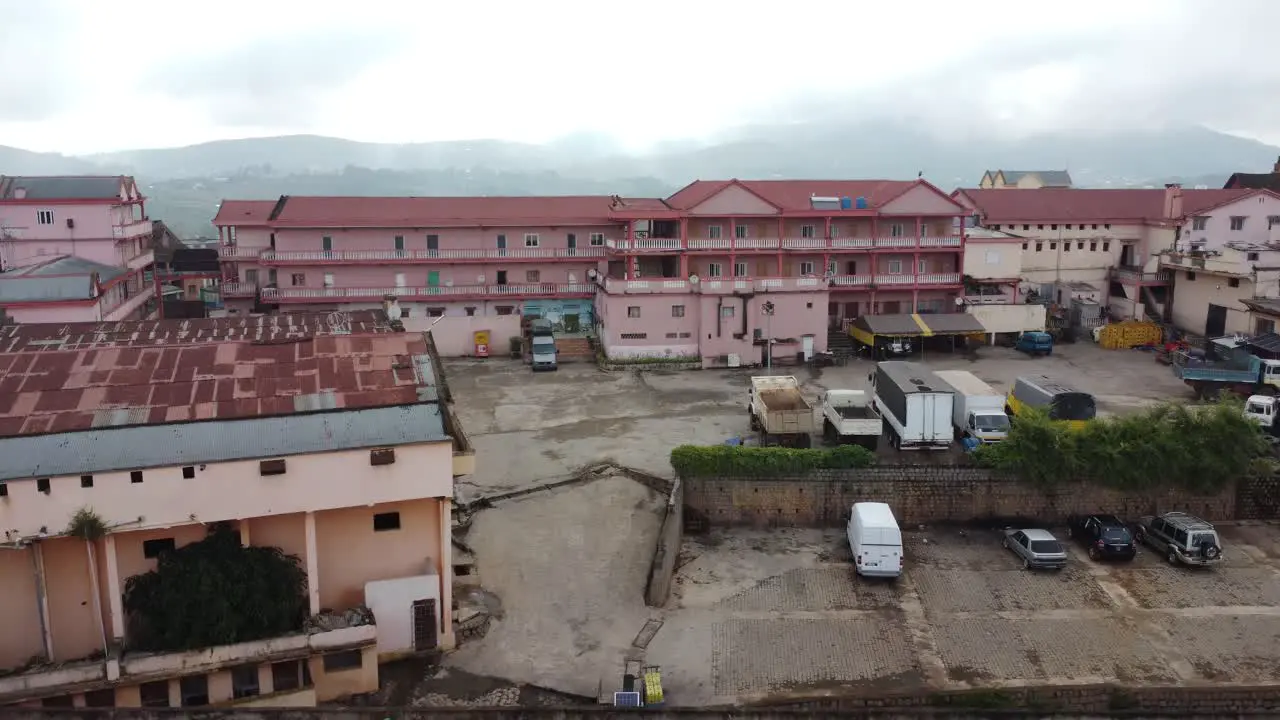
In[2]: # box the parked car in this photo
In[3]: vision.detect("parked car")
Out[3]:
[1001,528,1068,570]
[1135,512,1223,567]
[1066,513,1137,561]
[1015,331,1054,356]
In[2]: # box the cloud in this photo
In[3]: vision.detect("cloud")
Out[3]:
[0,2,82,121]
[145,25,412,127]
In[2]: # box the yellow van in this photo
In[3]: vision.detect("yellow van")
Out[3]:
[1006,375,1096,430]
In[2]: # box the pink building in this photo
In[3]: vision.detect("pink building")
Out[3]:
[0,176,158,323]
[0,314,474,709]
[214,179,968,365]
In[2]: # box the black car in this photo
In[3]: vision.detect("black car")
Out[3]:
[1066,513,1137,561]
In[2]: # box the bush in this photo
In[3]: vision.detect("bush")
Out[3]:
[973,397,1271,493]
[122,523,308,652]
[670,443,875,477]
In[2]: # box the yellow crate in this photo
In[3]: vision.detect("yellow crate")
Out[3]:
[1098,321,1163,350]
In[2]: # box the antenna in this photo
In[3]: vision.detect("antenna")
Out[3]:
[326,311,351,335]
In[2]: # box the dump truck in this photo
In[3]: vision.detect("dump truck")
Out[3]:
[1170,336,1280,399]
[748,375,817,448]
[933,370,1010,443]
[868,361,954,450]
[821,389,882,449]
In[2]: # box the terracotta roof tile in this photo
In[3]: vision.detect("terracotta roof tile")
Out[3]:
[955,188,1261,223]
[213,200,277,226]
[270,195,618,228]
[664,179,926,212]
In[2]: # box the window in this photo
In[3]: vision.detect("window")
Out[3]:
[427,307,445,317]
[526,270,540,282]
[400,308,410,319]
[734,224,748,239]
[495,305,514,315]
[800,225,816,239]
[1103,242,1111,252]
[627,306,641,318]
[291,273,306,286]
[260,459,287,476]
[139,682,170,708]
[1021,243,1028,251]
[800,261,815,275]
[720,306,735,318]
[1229,278,1241,288]
[1077,242,1084,250]
[84,689,116,707]
[36,478,50,494]
[920,224,929,237]
[426,234,439,253]
[41,696,74,708]
[322,236,333,252]
[373,512,401,531]
[324,650,365,672]
[1092,224,1099,230]
[131,470,143,483]
[707,263,722,277]
[180,675,209,707]
[370,448,397,465]
[1104,224,1111,229]
[37,210,55,225]
[620,332,648,340]
[1257,318,1277,335]
[394,235,405,251]
[707,225,722,240]
[1186,272,1197,281]
[272,661,310,692]
[182,466,195,479]
[524,233,540,247]
[1192,217,1207,231]
[665,332,678,339]
[1037,224,1045,230]
[733,262,747,277]
[917,259,927,273]
[1230,217,1246,231]
[888,260,903,274]
[1064,242,1071,252]
[889,223,904,237]
[0,483,7,497]
[465,306,477,316]
[323,273,335,288]
[827,261,837,275]
[1248,252,1260,261]
[1023,224,1030,230]
[589,232,605,246]
[1035,243,1043,252]
[232,665,261,699]
[1049,242,1057,250]
[1051,224,1058,230]
[1090,242,1097,251]
[143,538,176,559]
[678,332,692,339]
[671,305,685,318]
[829,225,839,238]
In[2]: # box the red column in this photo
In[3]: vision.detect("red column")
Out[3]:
[679,218,689,278]
[776,217,785,276]
[823,216,833,276]
[913,217,922,293]
[625,221,635,279]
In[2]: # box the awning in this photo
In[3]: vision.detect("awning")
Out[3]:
[1246,331,1280,354]
[849,313,987,344]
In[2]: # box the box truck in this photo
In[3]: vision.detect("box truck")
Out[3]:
[933,370,1010,443]
[869,361,954,450]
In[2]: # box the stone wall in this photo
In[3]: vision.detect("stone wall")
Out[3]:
[682,466,1238,528]
[1236,474,1280,520]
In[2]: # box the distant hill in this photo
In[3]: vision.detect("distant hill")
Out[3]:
[4,121,1278,238]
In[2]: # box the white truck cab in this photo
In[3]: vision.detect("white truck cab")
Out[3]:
[1264,360,1280,391]
[1245,394,1278,430]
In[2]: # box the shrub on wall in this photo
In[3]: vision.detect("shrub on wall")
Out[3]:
[670,443,875,477]
[973,398,1271,493]
[122,523,308,652]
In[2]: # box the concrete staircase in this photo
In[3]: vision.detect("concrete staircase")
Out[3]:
[555,336,595,361]
[827,327,855,357]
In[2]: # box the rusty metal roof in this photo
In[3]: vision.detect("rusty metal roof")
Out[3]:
[0,314,436,438]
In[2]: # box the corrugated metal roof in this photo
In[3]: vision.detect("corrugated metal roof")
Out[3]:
[0,403,447,481]
[0,256,126,302]
[0,176,126,200]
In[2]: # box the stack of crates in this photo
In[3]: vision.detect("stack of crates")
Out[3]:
[1098,321,1164,350]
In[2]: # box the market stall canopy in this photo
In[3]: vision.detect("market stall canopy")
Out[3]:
[849,313,988,345]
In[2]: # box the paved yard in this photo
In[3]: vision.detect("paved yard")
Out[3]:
[643,523,1280,705]
[444,341,1192,501]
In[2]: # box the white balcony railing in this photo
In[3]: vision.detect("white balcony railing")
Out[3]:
[220,281,259,297]
[258,247,607,262]
[125,249,154,272]
[602,278,691,294]
[111,220,152,239]
[605,238,683,252]
[261,283,595,302]
[218,246,264,260]
[608,235,963,252]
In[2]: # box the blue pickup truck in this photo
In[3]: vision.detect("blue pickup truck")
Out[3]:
[1171,341,1280,398]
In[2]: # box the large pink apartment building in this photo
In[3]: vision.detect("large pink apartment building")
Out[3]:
[215,179,969,365]
[0,176,158,323]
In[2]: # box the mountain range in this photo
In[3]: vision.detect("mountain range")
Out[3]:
[2,122,1277,239]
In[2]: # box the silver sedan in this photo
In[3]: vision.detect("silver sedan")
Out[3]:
[1002,528,1069,570]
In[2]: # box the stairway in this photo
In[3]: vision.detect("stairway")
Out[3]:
[827,327,855,357]
[555,337,595,361]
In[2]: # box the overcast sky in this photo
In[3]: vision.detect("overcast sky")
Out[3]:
[2,0,1278,155]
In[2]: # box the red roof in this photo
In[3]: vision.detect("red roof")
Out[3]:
[270,195,617,228]
[213,199,278,226]
[954,188,1261,223]
[0,316,429,438]
[665,179,923,212]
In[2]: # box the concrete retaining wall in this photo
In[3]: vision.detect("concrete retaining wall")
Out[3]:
[682,466,1239,528]
[645,478,684,607]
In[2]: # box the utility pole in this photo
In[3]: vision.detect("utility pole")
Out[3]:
[763,300,776,372]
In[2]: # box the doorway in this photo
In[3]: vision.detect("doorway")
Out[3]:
[1119,244,1134,267]
[496,270,508,286]
[1206,304,1228,338]
[411,598,438,651]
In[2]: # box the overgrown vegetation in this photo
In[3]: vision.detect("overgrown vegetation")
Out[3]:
[66,507,107,541]
[122,524,308,652]
[974,398,1272,492]
[670,444,875,477]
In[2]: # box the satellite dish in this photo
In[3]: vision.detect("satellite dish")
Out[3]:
[587,268,598,279]
[688,274,700,284]
[955,296,965,306]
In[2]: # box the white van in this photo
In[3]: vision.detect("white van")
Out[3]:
[847,502,904,579]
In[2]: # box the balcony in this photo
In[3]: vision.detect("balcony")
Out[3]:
[615,235,964,253]
[600,273,961,295]
[124,249,154,272]
[219,245,264,260]
[1159,251,1244,277]
[261,283,595,303]
[1113,264,1174,284]
[221,281,259,298]
[111,219,152,239]
[603,278,691,294]
[831,272,962,289]
[257,247,607,264]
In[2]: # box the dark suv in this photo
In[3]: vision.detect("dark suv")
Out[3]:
[1066,513,1137,561]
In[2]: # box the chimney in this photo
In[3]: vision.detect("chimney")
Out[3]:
[1163,183,1183,220]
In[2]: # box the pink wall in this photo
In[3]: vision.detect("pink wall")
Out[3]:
[315,499,442,610]
[271,226,621,253]
[1184,193,1280,251]
[0,546,47,669]
[403,312,523,356]
[267,263,598,288]
[2,301,104,323]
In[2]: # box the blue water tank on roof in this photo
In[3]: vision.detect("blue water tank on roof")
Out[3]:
[855,196,868,209]
[840,196,852,209]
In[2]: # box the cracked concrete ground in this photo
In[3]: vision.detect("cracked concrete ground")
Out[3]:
[646,523,1280,705]
[444,341,1192,502]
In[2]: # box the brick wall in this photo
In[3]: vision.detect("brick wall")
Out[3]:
[683,466,1238,528]
[1236,474,1280,520]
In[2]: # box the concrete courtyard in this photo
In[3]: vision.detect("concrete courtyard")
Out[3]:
[444,340,1193,502]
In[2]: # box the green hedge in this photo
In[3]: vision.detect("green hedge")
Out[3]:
[973,397,1272,493]
[670,443,875,477]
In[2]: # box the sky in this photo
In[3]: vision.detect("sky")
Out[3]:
[2,0,1280,155]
